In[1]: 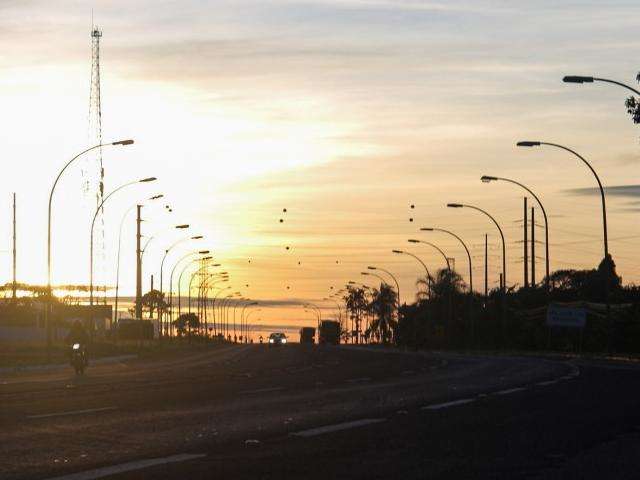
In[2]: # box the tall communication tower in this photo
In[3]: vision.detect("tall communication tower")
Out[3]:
[87,25,106,300]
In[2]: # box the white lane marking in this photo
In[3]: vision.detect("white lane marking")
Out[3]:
[27,406,117,419]
[536,380,558,386]
[291,418,385,437]
[493,387,527,396]
[44,453,206,480]
[421,398,475,410]
[346,377,371,383]
[241,387,283,395]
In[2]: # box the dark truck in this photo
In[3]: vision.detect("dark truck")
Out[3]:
[319,320,340,345]
[299,326,316,344]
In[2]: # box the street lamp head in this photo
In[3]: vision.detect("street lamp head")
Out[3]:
[367,266,377,270]
[112,139,134,146]
[481,175,498,183]
[563,75,594,83]
[198,250,210,254]
[139,177,157,183]
[516,141,541,147]
[348,281,356,284]
[191,235,203,239]
[202,256,213,260]
[360,272,370,276]
[420,227,434,231]
[176,224,189,229]
[447,203,463,208]
[150,194,164,200]
[408,239,420,243]
[392,249,403,254]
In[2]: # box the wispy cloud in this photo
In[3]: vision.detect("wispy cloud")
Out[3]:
[565,185,640,198]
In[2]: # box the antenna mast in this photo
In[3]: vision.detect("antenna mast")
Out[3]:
[88,25,106,301]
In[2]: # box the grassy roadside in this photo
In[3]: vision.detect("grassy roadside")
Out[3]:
[0,340,224,368]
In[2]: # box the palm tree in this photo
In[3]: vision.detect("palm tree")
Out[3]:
[344,286,369,343]
[418,269,465,301]
[368,283,397,344]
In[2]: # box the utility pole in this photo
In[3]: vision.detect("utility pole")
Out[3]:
[135,205,142,320]
[484,234,488,298]
[531,207,536,286]
[524,197,528,288]
[12,193,16,301]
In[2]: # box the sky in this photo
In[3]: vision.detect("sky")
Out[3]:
[1,0,640,328]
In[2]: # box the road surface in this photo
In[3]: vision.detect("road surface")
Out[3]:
[1,344,639,479]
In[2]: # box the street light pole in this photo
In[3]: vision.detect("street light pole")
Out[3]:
[241,301,258,342]
[392,249,430,296]
[168,249,208,332]
[407,239,450,270]
[481,175,550,289]
[90,177,157,313]
[516,141,608,263]
[421,226,475,345]
[563,75,640,96]
[518,140,612,347]
[367,266,401,307]
[446,203,504,292]
[46,139,133,359]
[114,195,163,329]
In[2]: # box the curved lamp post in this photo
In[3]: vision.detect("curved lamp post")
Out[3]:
[447,203,504,292]
[517,140,612,341]
[114,194,164,326]
[241,301,259,342]
[481,175,550,289]
[392,249,430,296]
[516,141,608,264]
[422,226,476,344]
[420,228,472,293]
[46,139,133,357]
[90,177,157,309]
[408,239,450,270]
[367,266,400,305]
[563,75,640,96]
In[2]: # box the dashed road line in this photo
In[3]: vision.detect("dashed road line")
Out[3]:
[240,387,283,395]
[536,380,559,386]
[43,453,206,480]
[27,406,118,419]
[291,418,386,437]
[421,398,475,410]
[493,387,527,396]
[346,377,371,383]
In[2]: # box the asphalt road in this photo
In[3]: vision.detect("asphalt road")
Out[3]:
[1,344,639,479]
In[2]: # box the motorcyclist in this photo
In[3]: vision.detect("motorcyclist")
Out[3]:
[66,321,89,372]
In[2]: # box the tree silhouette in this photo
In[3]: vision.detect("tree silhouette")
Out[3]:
[172,312,199,338]
[625,73,640,124]
[141,289,167,319]
[368,283,397,344]
[343,286,369,343]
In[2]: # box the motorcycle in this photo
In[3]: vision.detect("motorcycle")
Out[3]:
[70,343,88,375]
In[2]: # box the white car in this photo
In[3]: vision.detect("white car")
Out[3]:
[268,332,287,346]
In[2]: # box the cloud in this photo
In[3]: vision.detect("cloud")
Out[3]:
[564,185,640,198]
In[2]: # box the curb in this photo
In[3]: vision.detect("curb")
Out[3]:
[0,354,138,374]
